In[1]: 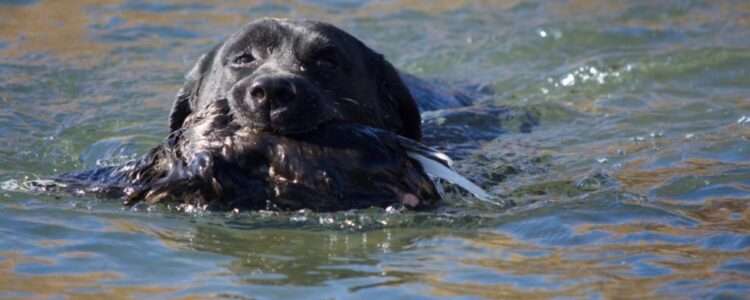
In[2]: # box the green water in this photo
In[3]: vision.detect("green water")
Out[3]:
[1,1,749,299]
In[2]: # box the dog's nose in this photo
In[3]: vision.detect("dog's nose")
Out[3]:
[249,76,296,107]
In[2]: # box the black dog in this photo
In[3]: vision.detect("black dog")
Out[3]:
[172,18,425,139]
[54,18,487,211]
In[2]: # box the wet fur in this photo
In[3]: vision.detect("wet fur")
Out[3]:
[55,19,461,211]
[55,19,494,211]
[169,19,423,140]
[59,99,439,211]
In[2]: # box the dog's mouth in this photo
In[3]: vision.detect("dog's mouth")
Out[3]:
[270,111,337,136]
[228,98,338,136]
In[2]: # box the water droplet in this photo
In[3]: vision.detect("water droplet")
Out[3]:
[0,179,20,191]
[290,215,307,222]
[560,74,575,87]
[319,216,335,225]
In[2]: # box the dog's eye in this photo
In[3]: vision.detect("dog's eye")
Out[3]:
[231,52,255,67]
[310,48,339,71]
[315,57,338,70]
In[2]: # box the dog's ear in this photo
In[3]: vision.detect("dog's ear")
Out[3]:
[373,54,422,141]
[169,45,220,132]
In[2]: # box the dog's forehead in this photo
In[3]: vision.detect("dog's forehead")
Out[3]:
[221,18,367,57]
[225,19,351,52]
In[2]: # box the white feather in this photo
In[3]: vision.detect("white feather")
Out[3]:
[407,151,493,203]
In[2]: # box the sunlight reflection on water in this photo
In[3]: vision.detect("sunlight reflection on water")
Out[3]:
[1,0,749,299]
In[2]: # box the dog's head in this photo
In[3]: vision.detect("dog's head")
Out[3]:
[169,18,421,140]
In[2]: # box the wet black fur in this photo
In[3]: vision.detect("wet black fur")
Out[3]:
[55,19,454,211]
[61,99,439,211]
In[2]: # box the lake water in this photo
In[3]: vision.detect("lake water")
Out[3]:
[1,1,749,299]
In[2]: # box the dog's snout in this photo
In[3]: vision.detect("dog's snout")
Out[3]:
[228,68,327,134]
[249,76,296,107]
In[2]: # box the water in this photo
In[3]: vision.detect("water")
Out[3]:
[1,1,749,298]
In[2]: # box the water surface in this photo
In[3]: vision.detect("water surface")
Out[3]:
[1,1,749,299]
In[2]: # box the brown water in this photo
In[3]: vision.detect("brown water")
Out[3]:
[1,1,749,299]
